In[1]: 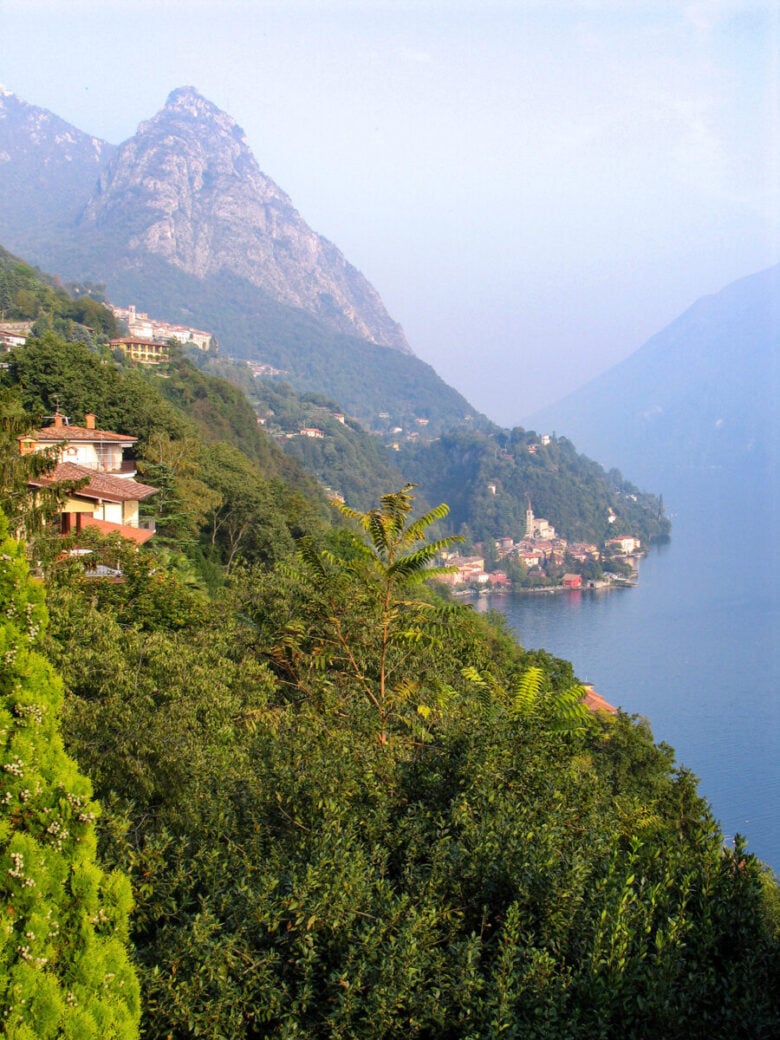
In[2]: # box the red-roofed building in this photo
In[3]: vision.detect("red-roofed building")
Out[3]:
[581,684,618,716]
[21,410,157,543]
[19,411,138,474]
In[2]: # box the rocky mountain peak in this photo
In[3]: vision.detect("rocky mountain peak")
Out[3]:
[79,87,410,353]
[164,85,228,121]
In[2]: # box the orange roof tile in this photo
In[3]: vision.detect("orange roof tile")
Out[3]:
[24,424,136,444]
[582,685,618,716]
[79,517,155,545]
[29,462,158,503]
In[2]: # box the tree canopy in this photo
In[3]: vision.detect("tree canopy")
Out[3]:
[0,511,140,1038]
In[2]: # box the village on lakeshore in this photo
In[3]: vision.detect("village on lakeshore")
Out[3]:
[436,501,642,595]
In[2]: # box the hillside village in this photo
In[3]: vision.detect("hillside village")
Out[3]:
[2,294,653,585]
[109,303,215,352]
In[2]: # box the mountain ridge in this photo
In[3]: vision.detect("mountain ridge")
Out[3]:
[525,262,780,493]
[9,84,410,355]
[0,85,115,241]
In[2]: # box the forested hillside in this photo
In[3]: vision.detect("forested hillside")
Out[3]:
[195,352,668,547]
[1,260,777,1039]
[0,244,119,341]
[403,426,669,546]
[2,473,778,1038]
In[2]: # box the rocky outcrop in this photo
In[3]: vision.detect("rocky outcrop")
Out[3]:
[80,87,410,353]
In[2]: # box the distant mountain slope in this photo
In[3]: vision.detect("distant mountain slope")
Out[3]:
[69,251,478,434]
[0,86,114,240]
[526,264,780,492]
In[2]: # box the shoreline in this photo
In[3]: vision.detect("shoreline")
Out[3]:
[455,577,638,598]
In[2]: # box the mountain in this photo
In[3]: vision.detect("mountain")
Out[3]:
[0,86,115,241]
[78,87,409,353]
[525,264,780,494]
[0,86,479,432]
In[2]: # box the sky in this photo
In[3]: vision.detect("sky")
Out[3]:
[1,0,779,426]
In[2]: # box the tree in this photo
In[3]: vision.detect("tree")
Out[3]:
[0,511,140,1038]
[0,388,83,549]
[291,485,462,743]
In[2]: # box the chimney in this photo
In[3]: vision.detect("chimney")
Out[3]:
[53,411,64,429]
[85,413,96,430]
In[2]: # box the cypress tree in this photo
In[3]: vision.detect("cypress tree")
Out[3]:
[0,510,140,1039]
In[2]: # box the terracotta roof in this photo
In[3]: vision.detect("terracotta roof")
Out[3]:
[582,685,618,716]
[79,517,155,545]
[23,424,136,444]
[29,462,158,503]
[110,337,164,346]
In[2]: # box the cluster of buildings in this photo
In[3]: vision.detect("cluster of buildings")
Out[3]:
[436,503,641,591]
[246,360,286,378]
[108,304,214,364]
[110,304,214,352]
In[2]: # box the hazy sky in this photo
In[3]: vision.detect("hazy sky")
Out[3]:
[2,0,779,426]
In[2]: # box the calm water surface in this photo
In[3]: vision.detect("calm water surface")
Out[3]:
[472,477,780,870]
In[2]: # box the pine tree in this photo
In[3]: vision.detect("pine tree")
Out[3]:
[0,510,140,1039]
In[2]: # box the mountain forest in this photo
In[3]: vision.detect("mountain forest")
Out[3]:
[1,254,778,1040]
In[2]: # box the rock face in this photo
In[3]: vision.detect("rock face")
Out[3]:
[0,86,114,239]
[80,87,410,353]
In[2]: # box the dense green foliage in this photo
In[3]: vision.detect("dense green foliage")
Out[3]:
[0,512,140,1038]
[402,427,670,546]
[0,246,119,342]
[36,496,779,1040]
[0,267,776,1038]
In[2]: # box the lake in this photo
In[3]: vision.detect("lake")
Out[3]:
[470,474,780,871]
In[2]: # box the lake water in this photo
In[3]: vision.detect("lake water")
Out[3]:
[471,475,780,871]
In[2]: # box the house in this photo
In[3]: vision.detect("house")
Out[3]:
[519,550,543,568]
[488,571,510,587]
[606,536,641,554]
[299,427,324,439]
[581,684,618,716]
[568,542,600,563]
[21,411,157,543]
[435,555,487,587]
[0,321,34,351]
[562,573,583,589]
[110,337,170,364]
